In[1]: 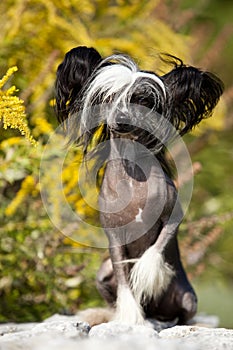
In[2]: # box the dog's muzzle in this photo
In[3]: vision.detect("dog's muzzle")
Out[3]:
[114,113,134,134]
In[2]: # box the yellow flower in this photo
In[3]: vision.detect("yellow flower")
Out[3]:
[0,136,22,149]
[0,67,37,146]
[5,175,36,216]
[0,67,18,89]
[32,115,53,136]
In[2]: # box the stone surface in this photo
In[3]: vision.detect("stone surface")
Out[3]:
[0,313,233,350]
[89,321,159,339]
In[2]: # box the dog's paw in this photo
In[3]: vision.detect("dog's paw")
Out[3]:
[115,285,146,325]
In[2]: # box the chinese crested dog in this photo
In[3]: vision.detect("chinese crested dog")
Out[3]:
[55,46,223,325]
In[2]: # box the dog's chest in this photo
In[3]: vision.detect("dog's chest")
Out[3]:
[99,159,166,228]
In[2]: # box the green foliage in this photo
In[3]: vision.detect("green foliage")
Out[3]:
[186,131,233,278]
[0,133,104,321]
[0,226,103,322]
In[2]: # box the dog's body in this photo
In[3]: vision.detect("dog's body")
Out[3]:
[55,46,223,325]
[97,139,195,324]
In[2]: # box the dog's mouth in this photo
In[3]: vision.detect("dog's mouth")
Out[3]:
[109,111,139,137]
[115,122,134,133]
[110,123,139,140]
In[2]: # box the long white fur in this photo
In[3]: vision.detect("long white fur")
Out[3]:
[130,245,175,304]
[80,55,166,130]
[115,284,146,325]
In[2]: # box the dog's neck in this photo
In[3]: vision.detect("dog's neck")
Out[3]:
[108,135,159,182]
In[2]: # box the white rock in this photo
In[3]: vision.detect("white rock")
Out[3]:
[159,325,233,350]
[89,321,159,339]
[0,314,233,350]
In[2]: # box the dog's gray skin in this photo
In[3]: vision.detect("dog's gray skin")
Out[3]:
[97,131,197,324]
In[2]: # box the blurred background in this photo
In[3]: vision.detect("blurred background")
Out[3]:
[0,0,233,327]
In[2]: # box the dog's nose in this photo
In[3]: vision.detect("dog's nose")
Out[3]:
[114,114,133,133]
[115,114,130,126]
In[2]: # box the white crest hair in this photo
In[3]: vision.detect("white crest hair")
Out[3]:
[80,54,166,130]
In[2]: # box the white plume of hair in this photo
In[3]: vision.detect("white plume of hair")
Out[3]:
[79,54,166,132]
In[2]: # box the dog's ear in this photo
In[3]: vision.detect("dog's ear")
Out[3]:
[55,46,102,123]
[162,60,224,135]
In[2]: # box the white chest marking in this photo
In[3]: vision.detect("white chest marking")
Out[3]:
[135,208,143,223]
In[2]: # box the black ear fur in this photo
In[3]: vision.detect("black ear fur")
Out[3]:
[55,46,102,123]
[162,59,224,135]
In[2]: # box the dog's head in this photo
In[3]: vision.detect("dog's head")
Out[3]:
[55,46,224,154]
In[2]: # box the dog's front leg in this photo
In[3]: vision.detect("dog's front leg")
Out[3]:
[108,239,146,325]
[129,228,176,305]
[130,187,183,306]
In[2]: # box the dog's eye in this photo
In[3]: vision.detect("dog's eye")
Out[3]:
[130,94,155,109]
